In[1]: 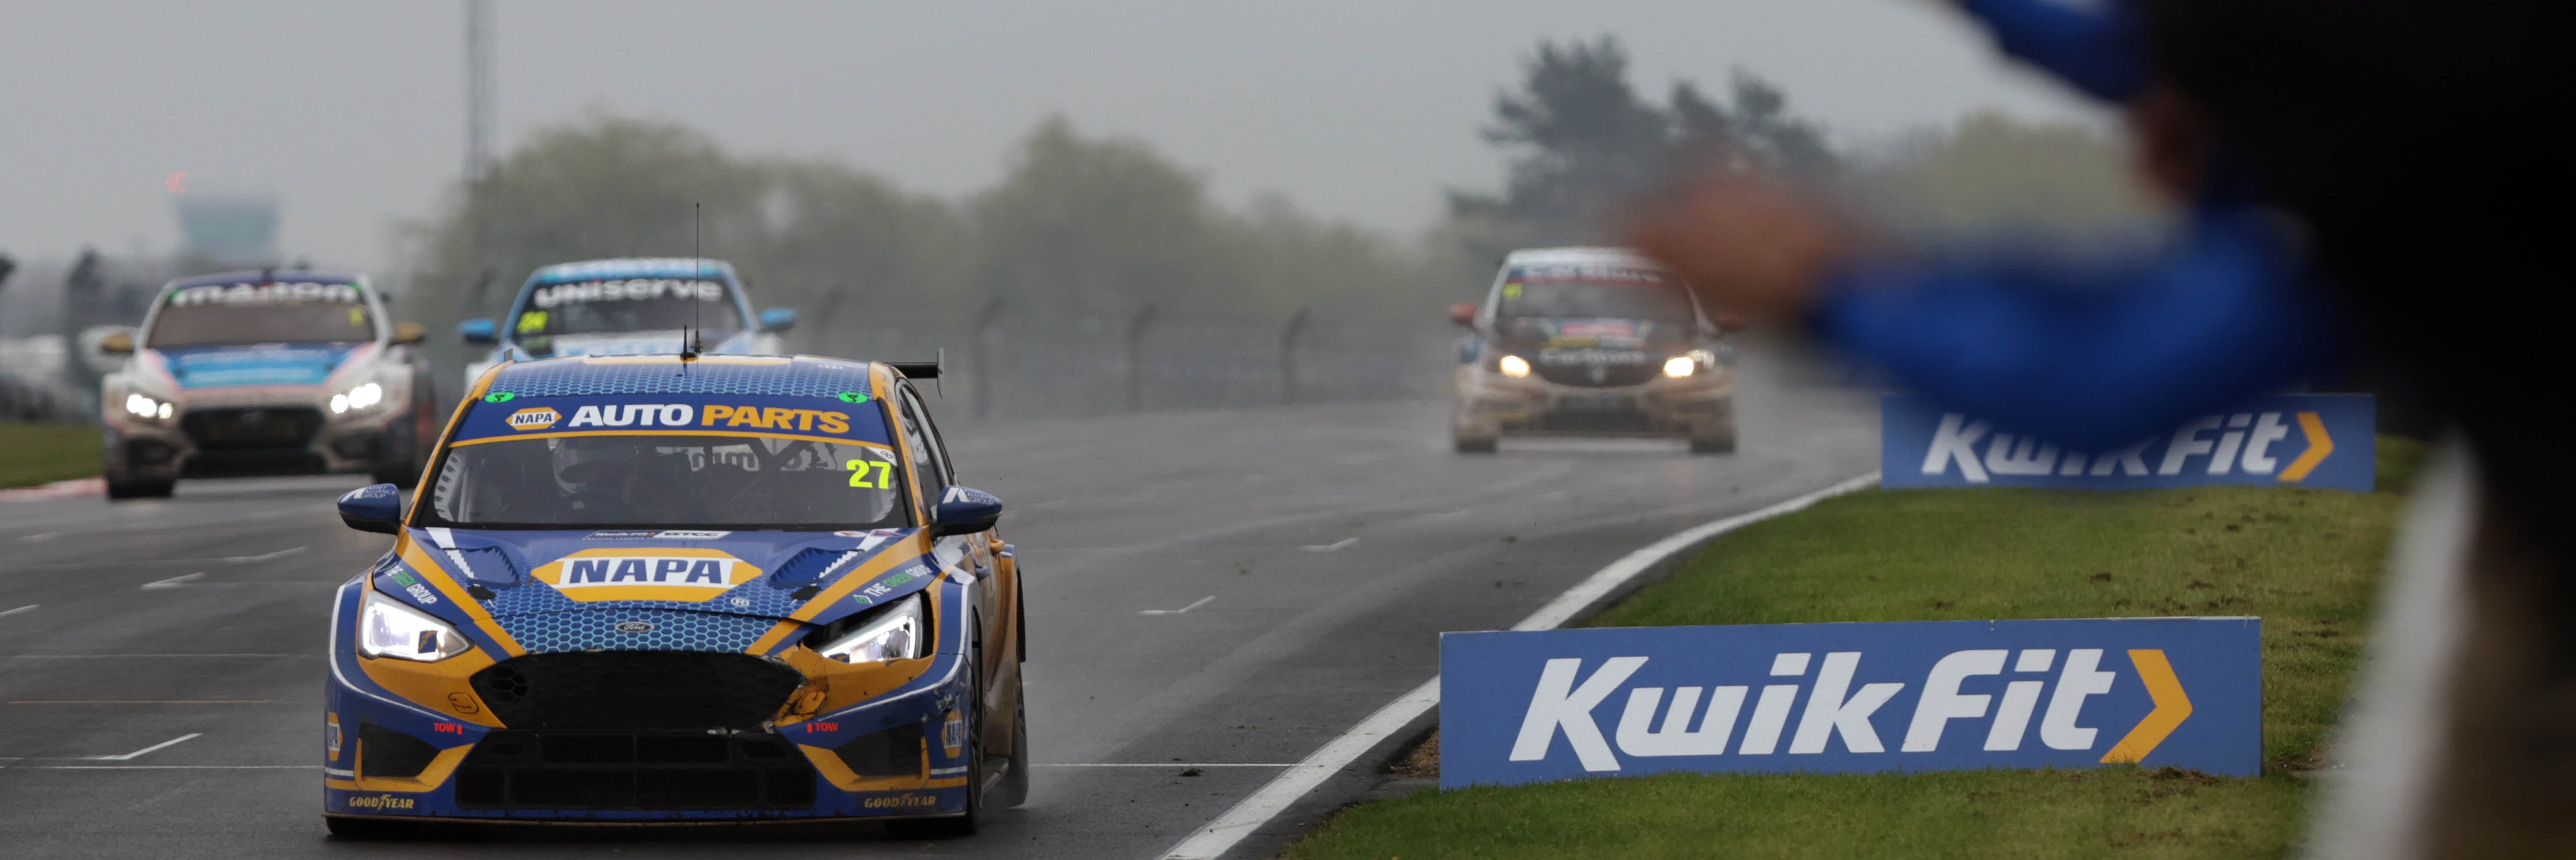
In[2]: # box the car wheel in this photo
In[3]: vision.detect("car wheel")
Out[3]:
[104,476,175,500]
[994,687,1030,808]
[323,815,422,840]
[1689,436,1737,455]
[1453,436,1498,454]
[889,647,984,838]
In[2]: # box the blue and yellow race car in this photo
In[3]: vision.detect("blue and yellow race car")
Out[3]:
[323,354,1025,836]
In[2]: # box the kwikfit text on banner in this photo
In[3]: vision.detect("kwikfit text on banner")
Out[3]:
[1439,618,2259,789]
[1883,393,2374,491]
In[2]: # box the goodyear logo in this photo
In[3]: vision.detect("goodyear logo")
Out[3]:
[1882,394,2374,492]
[507,408,561,431]
[530,549,755,602]
[1440,619,2260,786]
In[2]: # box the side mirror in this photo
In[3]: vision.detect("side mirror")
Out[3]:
[759,307,798,333]
[1448,302,1478,328]
[99,330,135,355]
[459,318,498,344]
[392,321,428,345]
[1710,313,1747,334]
[928,486,1003,537]
[337,483,405,534]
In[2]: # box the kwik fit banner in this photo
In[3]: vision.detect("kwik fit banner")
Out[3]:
[1883,394,2374,491]
[1439,618,2259,788]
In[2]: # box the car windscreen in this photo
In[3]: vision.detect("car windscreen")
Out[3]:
[420,433,907,530]
[510,278,743,341]
[1497,268,1697,322]
[147,282,373,348]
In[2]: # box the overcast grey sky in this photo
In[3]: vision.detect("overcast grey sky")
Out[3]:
[0,0,2103,275]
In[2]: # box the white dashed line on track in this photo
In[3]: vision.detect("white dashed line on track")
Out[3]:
[0,604,35,619]
[1139,595,1215,616]
[141,572,205,589]
[79,734,201,761]
[1299,537,1358,552]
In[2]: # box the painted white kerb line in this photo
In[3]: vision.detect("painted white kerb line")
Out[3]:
[1155,470,1882,860]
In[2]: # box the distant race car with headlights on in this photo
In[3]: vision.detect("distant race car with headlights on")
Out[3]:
[456,257,798,395]
[1448,247,1740,454]
[321,354,1025,838]
[96,270,437,498]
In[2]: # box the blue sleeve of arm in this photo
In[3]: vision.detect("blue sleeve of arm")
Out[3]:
[1808,214,2340,451]
[1957,0,2148,101]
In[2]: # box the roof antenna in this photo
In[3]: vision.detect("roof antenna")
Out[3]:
[679,202,702,373]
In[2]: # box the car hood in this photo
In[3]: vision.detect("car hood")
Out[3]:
[150,342,367,389]
[1498,317,1678,351]
[386,525,945,632]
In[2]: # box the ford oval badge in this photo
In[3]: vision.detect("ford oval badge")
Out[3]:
[613,620,654,634]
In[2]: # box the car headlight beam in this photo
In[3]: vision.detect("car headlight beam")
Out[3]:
[1498,354,1532,378]
[331,381,385,415]
[809,593,928,663]
[124,393,172,421]
[1662,356,1697,378]
[357,588,471,662]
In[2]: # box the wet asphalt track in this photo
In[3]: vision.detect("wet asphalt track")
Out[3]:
[0,346,1876,859]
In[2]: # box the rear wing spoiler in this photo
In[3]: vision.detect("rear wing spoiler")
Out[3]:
[886,349,945,396]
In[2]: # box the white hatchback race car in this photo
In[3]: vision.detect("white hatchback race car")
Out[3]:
[97,271,437,498]
[456,257,796,394]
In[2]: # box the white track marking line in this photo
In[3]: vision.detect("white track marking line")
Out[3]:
[1157,471,1882,860]
[0,605,35,619]
[9,653,297,659]
[224,546,308,563]
[1139,595,1216,616]
[80,734,201,761]
[10,700,273,705]
[1038,763,1295,768]
[1300,537,1359,552]
[30,765,314,770]
[140,572,205,589]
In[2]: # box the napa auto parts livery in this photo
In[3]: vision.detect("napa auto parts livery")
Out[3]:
[1440,618,2259,788]
[1883,393,2375,492]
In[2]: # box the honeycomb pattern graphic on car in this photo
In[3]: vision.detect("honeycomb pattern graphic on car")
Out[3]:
[486,358,874,399]
[496,607,777,654]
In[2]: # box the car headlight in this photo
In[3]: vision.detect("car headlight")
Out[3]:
[1662,356,1697,378]
[1498,354,1532,378]
[357,588,470,662]
[808,594,928,663]
[330,381,385,415]
[123,393,174,421]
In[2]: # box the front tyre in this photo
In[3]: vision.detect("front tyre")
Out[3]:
[1453,436,1498,454]
[104,475,175,500]
[1689,435,1736,455]
[994,692,1030,808]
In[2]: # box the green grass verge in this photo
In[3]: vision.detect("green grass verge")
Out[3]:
[0,422,103,489]
[1285,436,2420,860]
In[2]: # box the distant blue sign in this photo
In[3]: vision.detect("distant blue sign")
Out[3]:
[1439,618,2260,788]
[1883,394,2374,491]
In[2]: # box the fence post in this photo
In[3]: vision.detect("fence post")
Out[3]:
[1279,307,1309,406]
[971,296,1005,421]
[1125,304,1158,414]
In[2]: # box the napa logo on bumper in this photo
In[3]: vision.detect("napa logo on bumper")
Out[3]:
[529,548,757,602]
[1883,393,2374,492]
[1438,618,2260,788]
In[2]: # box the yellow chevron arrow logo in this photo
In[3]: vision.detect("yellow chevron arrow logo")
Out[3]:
[2101,649,2192,763]
[2277,411,2334,482]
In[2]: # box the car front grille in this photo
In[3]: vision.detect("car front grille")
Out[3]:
[180,407,322,451]
[469,651,806,732]
[453,730,815,810]
[1534,364,1656,387]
